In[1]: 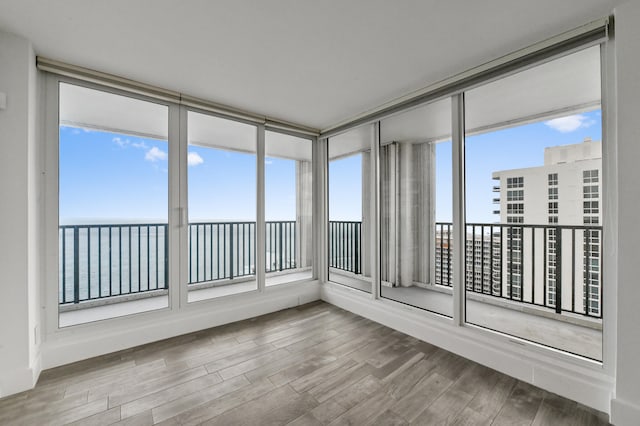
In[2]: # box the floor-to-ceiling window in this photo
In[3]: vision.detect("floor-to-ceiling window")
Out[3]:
[328,125,373,292]
[58,82,170,326]
[265,130,314,286]
[464,45,603,360]
[379,98,453,317]
[187,111,258,303]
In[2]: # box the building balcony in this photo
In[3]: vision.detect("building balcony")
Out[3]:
[59,220,603,361]
[328,220,603,360]
[58,220,312,326]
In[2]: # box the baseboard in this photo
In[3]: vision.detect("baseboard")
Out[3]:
[321,282,613,414]
[41,281,320,371]
[0,366,38,399]
[611,397,640,426]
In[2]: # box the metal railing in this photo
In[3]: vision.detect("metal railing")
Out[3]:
[328,221,362,275]
[436,222,603,319]
[59,220,298,305]
[59,224,168,305]
[266,221,296,272]
[328,220,603,319]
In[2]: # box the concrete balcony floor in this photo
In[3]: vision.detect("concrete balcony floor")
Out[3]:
[59,269,314,328]
[329,272,602,361]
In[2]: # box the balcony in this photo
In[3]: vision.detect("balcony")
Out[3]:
[59,219,603,360]
[329,220,603,360]
[58,221,312,326]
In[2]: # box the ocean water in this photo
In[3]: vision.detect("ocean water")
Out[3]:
[59,222,296,303]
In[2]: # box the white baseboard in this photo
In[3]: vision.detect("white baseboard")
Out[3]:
[321,282,613,415]
[0,366,38,399]
[611,397,640,426]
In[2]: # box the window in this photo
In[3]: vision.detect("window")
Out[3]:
[464,44,603,360]
[584,201,599,215]
[507,190,524,201]
[265,131,313,286]
[187,111,257,302]
[379,98,453,316]
[329,125,372,293]
[58,83,169,326]
[583,185,599,198]
[507,177,524,188]
[583,169,599,183]
[507,203,524,215]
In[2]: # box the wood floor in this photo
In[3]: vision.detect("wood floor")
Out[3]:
[0,301,609,425]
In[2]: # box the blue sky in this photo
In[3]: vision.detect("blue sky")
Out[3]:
[328,110,602,222]
[59,127,297,223]
[60,110,601,225]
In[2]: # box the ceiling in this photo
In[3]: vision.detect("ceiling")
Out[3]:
[0,0,624,130]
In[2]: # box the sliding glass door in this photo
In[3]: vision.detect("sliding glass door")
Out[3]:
[464,45,603,360]
[58,82,170,326]
[187,111,258,303]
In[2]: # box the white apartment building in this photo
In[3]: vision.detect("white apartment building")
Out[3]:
[492,137,602,316]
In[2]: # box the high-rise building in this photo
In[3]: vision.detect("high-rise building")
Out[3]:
[492,137,602,315]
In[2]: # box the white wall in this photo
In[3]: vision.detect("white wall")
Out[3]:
[612,2,640,425]
[0,30,41,397]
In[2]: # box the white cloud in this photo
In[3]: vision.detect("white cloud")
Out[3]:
[132,141,148,149]
[145,146,167,162]
[188,152,204,166]
[113,137,130,147]
[544,114,594,133]
[265,160,273,165]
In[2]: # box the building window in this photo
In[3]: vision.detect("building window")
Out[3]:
[548,173,558,186]
[548,202,558,215]
[507,177,524,188]
[583,200,599,215]
[583,185,599,199]
[507,203,524,215]
[507,216,524,224]
[548,187,558,200]
[549,216,558,224]
[584,216,599,225]
[507,189,524,201]
[583,169,599,184]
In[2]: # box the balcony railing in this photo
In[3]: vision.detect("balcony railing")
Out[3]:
[59,221,297,305]
[457,223,603,319]
[328,221,362,275]
[59,224,168,305]
[329,221,603,319]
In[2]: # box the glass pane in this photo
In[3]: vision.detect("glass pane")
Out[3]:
[328,125,372,292]
[187,111,257,302]
[379,98,453,317]
[58,83,169,326]
[464,46,603,360]
[265,131,313,286]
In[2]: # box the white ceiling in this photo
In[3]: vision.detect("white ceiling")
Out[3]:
[0,0,623,130]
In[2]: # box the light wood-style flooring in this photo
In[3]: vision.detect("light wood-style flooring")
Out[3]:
[0,301,609,425]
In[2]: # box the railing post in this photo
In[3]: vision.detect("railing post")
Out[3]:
[555,226,562,314]
[164,224,169,289]
[279,221,283,271]
[73,227,80,304]
[229,224,234,280]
